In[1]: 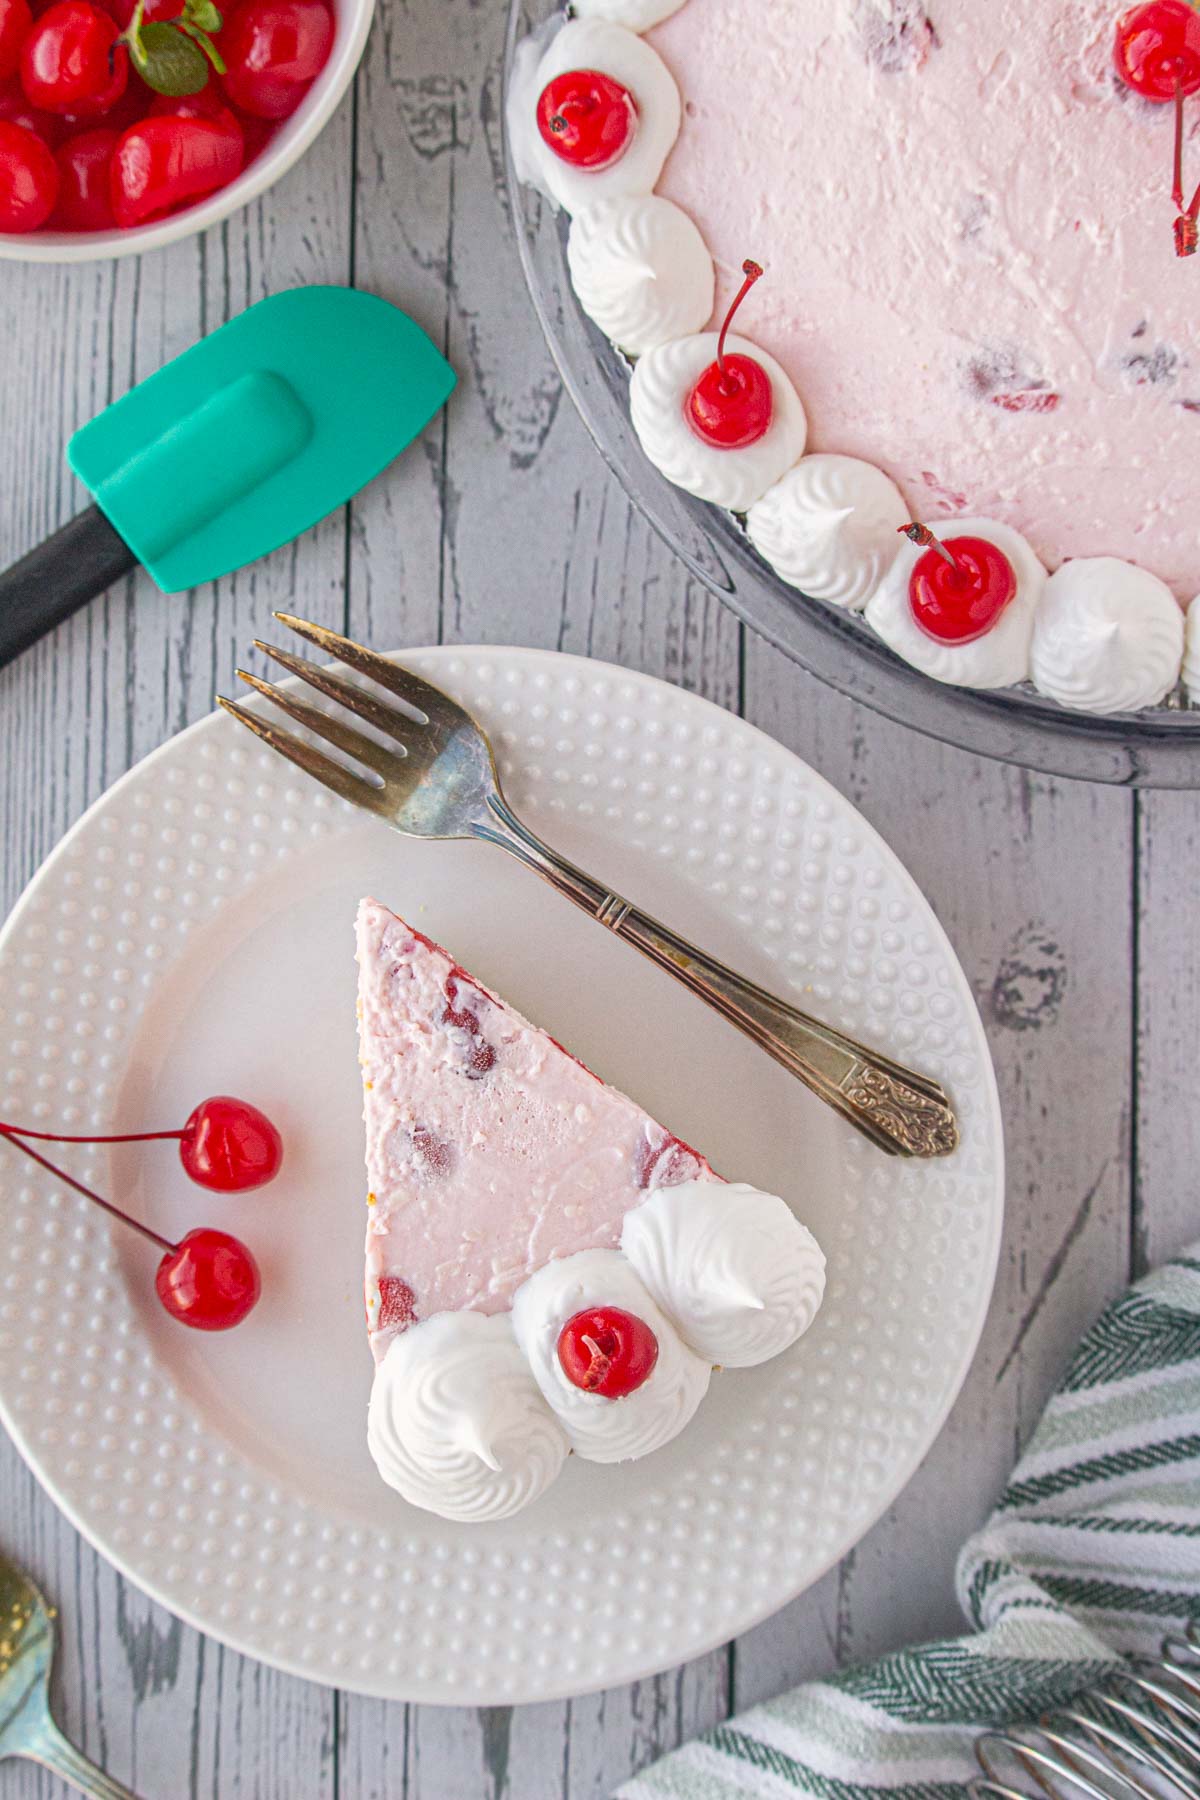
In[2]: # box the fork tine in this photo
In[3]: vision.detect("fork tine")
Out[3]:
[273,613,461,726]
[252,640,416,750]
[216,696,398,818]
[234,670,408,784]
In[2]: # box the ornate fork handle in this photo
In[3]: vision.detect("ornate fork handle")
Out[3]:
[22,1720,141,1800]
[475,796,958,1159]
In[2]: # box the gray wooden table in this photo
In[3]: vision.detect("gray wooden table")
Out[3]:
[1,0,1195,1790]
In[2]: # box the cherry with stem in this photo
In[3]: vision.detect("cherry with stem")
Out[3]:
[899,520,1018,646]
[0,1094,283,1192]
[898,520,962,574]
[685,257,774,450]
[557,1305,659,1398]
[535,67,637,171]
[0,1124,261,1330]
[1112,1,1200,249]
[715,259,763,386]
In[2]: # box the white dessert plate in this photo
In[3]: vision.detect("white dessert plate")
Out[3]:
[0,646,1002,1704]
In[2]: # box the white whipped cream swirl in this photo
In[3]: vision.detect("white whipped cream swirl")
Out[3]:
[747,454,909,610]
[572,0,687,29]
[1184,596,1200,706]
[568,196,714,355]
[506,18,680,214]
[621,1182,826,1366]
[511,1249,710,1462]
[1030,557,1184,715]
[368,1311,568,1522]
[866,516,1045,689]
[630,331,808,512]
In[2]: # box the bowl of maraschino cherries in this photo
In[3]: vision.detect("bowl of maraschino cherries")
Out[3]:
[0,0,373,260]
[0,1095,281,1328]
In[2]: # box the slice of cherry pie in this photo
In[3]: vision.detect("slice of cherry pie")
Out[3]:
[357,896,826,1521]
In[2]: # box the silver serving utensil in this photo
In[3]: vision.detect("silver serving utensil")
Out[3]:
[972,1625,1200,1800]
[0,1551,140,1798]
[217,616,959,1158]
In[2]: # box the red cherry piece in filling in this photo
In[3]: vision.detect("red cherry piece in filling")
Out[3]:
[220,0,333,119]
[907,533,1017,645]
[0,0,32,82]
[179,1095,283,1192]
[685,258,773,450]
[411,1124,453,1177]
[1114,0,1200,97]
[375,1274,417,1332]
[442,971,497,1078]
[558,1305,659,1398]
[155,1227,261,1330]
[634,1128,702,1190]
[0,118,57,227]
[52,123,113,225]
[109,112,243,226]
[536,67,637,170]
[21,1,126,116]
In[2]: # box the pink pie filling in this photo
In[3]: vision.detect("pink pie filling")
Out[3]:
[356,898,720,1363]
[647,0,1200,600]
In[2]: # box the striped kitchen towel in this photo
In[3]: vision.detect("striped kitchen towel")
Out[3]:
[619,1247,1200,1800]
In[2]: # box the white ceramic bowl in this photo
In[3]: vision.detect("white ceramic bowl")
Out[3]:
[0,0,373,262]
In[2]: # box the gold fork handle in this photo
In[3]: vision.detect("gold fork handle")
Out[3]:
[475,798,958,1159]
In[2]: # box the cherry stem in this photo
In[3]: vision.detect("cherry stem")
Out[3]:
[580,1332,611,1388]
[1174,173,1200,255]
[899,521,962,574]
[715,258,764,380]
[0,1125,175,1254]
[0,1123,185,1144]
[1174,79,1186,212]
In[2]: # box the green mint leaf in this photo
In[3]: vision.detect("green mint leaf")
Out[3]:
[137,21,209,93]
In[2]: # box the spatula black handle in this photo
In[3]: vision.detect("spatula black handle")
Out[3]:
[0,505,138,671]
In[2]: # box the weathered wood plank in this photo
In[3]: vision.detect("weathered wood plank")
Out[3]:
[1134,789,1200,1275]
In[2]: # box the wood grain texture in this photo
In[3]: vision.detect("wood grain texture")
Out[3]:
[0,0,1187,1787]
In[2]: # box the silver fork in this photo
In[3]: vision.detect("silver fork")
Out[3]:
[217,616,959,1158]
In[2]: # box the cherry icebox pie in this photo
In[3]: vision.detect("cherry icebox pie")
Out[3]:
[357,899,826,1523]
[506,0,1200,718]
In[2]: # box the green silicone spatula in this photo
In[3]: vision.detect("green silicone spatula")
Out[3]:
[0,286,456,670]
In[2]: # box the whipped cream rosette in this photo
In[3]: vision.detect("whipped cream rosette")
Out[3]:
[748,454,909,609]
[1030,558,1183,714]
[368,1311,569,1522]
[622,1181,826,1367]
[568,195,714,354]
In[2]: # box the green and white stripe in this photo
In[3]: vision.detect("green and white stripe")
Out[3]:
[619,1247,1200,1800]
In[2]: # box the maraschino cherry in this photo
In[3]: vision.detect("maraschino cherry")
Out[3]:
[898,521,1018,645]
[685,258,774,450]
[1113,1,1200,252]
[0,1127,261,1330]
[536,68,637,169]
[557,1305,658,1398]
[0,1094,283,1192]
